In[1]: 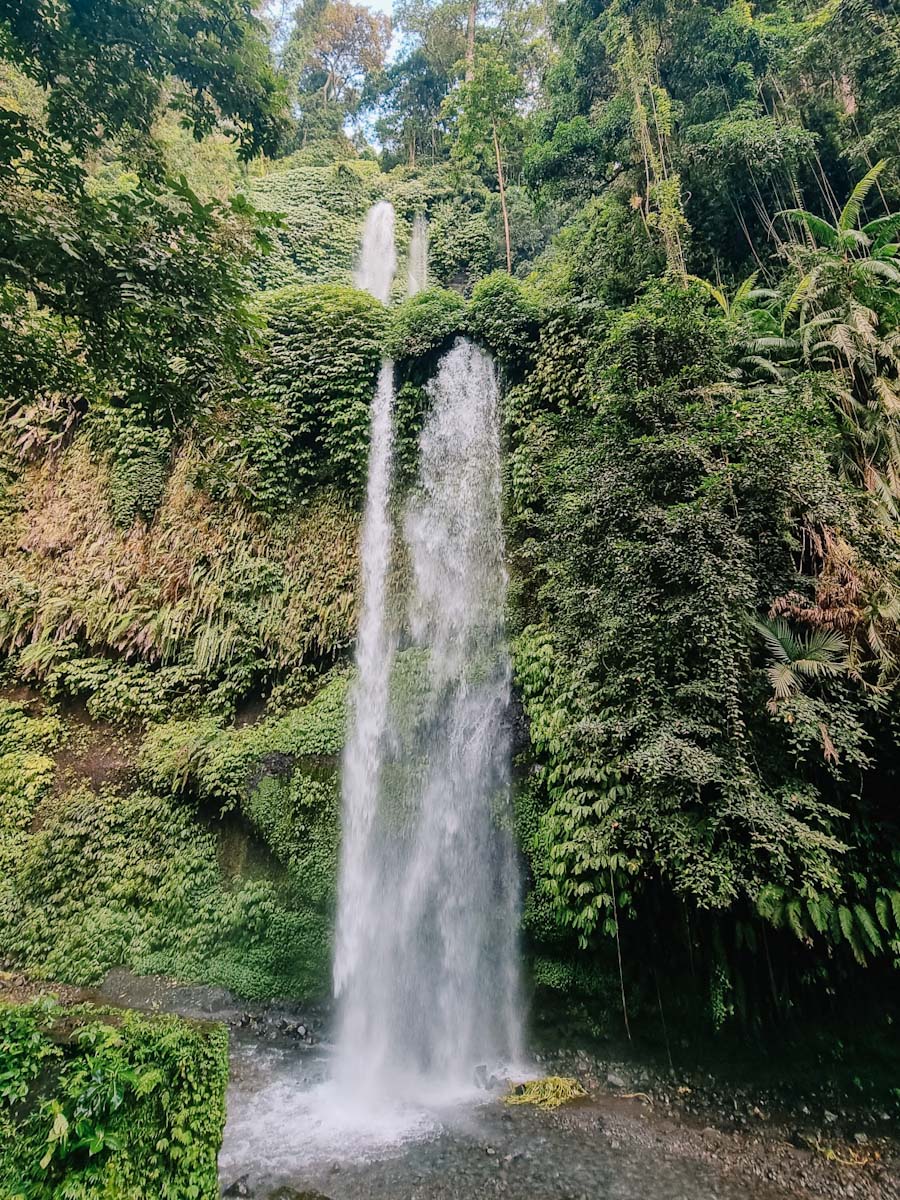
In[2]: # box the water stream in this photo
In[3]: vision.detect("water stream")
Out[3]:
[408,213,429,295]
[335,338,522,1103]
[353,200,397,303]
[223,200,526,1186]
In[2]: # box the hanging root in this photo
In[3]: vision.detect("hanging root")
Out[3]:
[504,1076,588,1110]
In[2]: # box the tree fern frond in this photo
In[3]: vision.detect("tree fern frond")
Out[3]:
[854,904,882,953]
[807,894,831,934]
[786,897,808,942]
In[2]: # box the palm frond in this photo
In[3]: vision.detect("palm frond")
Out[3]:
[767,662,800,700]
[839,159,887,233]
[779,209,839,247]
[782,273,814,325]
[862,212,900,248]
[838,228,871,251]
[857,258,900,285]
[738,355,789,381]
[753,617,800,664]
[746,335,799,355]
[686,274,728,314]
[732,272,759,310]
[795,627,849,672]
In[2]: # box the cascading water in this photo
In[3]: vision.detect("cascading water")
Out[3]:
[335,337,522,1102]
[221,207,522,1185]
[334,203,399,1015]
[354,200,398,303]
[408,212,429,296]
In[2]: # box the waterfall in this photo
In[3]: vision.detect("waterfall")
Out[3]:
[407,213,429,296]
[332,360,397,1010]
[335,337,522,1101]
[334,203,399,1027]
[353,200,397,303]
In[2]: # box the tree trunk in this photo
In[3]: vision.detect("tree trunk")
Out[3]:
[492,120,512,274]
[465,0,477,82]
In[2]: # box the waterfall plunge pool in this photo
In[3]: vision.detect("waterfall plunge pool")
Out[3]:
[93,969,840,1200]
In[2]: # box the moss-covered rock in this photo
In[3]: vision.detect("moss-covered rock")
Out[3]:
[386,288,468,362]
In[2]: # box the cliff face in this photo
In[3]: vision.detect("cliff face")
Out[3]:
[0,157,511,1006]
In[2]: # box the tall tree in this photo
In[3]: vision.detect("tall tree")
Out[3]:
[445,44,523,272]
[465,0,477,81]
[371,49,451,166]
[0,0,285,429]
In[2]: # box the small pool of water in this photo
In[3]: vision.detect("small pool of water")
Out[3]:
[219,1032,789,1200]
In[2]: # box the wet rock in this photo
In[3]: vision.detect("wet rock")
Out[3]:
[824,1110,838,1123]
[265,1190,332,1200]
[854,1131,869,1145]
[474,1063,489,1089]
[223,1175,251,1197]
[607,1071,627,1089]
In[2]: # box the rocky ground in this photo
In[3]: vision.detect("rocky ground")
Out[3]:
[3,970,897,1200]
[536,1044,898,1200]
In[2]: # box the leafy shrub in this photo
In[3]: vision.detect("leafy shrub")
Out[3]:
[535,196,664,307]
[0,779,334,1000]
[468,272,541,369]
[0,702,62,881]
[429,199,498,293]
[88,403,173,529]
[249,161,382,288]
[30,653,207,726]
[507,277,900,1027]
[0,1000,227,1200]
[139,673,349,803]
[254,284,387,497]
[386,288,467,361]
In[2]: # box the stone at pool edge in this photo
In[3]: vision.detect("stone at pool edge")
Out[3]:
[267,1190,333,1200]
[222,1181,332,1200]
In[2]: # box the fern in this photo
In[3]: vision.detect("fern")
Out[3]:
[854,904,882,953]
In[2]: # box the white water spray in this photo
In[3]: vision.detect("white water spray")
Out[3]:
[219,207,522,1184]
[354,200,397,303]
[335,204,400,1012]
[408,213,429,296]
[335,337,522,1101]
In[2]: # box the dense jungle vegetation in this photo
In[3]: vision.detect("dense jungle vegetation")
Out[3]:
[2,0,900,1102]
